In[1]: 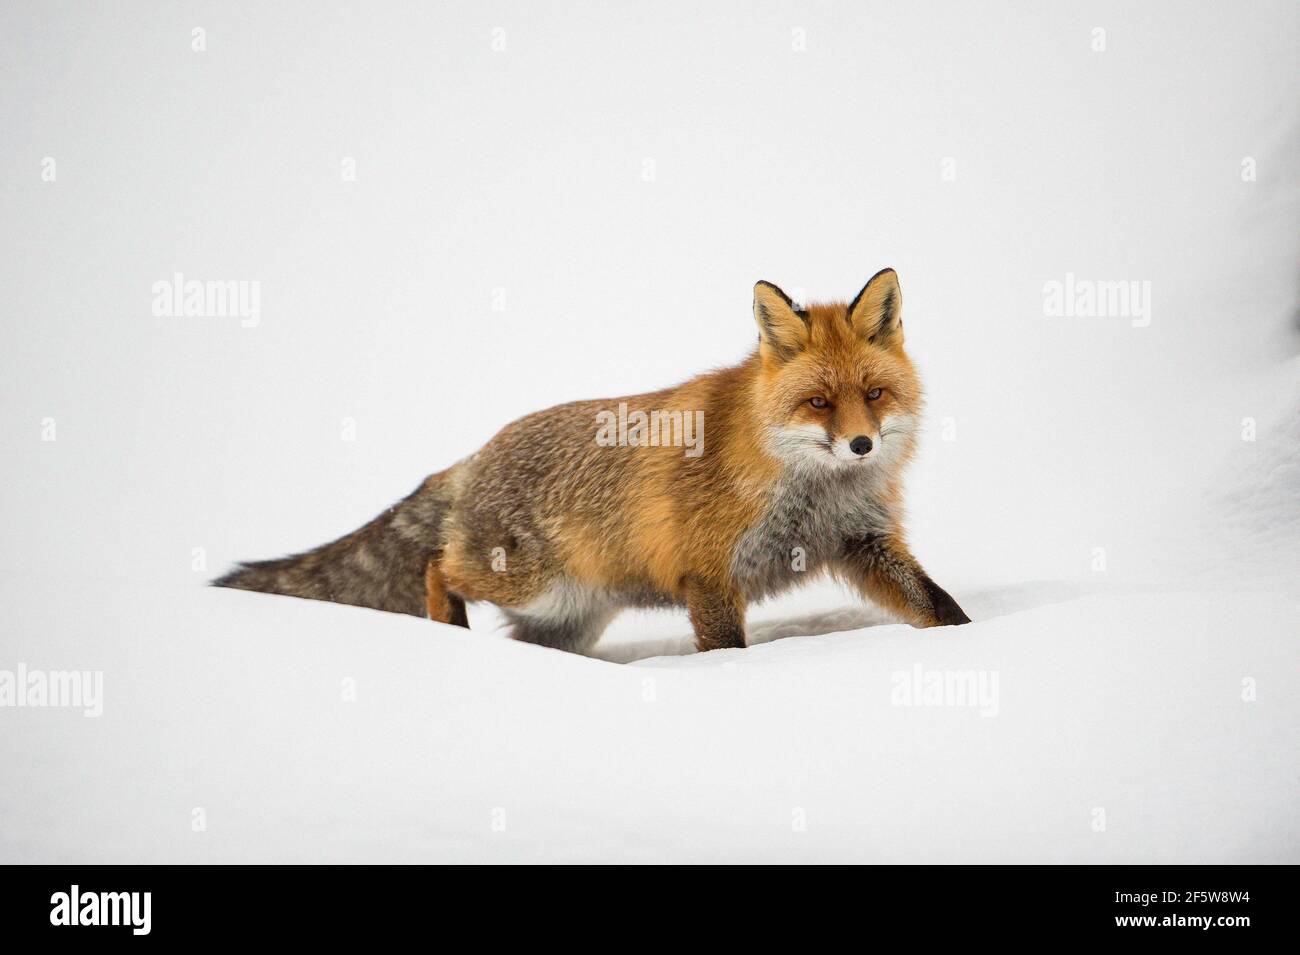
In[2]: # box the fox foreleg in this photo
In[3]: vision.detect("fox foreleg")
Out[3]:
[840,535,970,628]
[685,580,747,652]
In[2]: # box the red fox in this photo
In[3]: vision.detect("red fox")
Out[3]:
[215,268,970,651]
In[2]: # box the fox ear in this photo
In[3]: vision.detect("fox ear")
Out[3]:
[753,281,809,361]
[847,268,903,347]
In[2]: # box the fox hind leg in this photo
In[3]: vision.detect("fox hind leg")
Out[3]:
[505,613,612,654]
[425,557,469,628]
[504,580,616,654]
[445,593,468,628]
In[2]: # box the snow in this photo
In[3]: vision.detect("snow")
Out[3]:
[1,1,1297,863]
[0,565,1295,863]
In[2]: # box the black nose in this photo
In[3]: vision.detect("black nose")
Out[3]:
[849,435,873,456]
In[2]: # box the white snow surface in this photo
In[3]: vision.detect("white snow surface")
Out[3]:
[1,561,1296,863]
[1,2,1297,862]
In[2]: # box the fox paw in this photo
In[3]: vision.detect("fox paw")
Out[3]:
[928,591,971,627]
[916,576,971,627]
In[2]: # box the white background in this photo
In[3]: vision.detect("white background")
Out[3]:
[1,1,1296,862]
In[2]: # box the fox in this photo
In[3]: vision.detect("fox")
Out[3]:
[214,267,971,651]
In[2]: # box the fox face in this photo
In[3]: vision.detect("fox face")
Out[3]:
[752,269,923,471]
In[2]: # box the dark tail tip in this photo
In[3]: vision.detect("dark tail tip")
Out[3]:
[211,564,259,590]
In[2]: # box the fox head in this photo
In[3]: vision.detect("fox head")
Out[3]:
[751,268,922,471]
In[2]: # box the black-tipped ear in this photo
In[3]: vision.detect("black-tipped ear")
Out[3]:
[753,281,809,361]
[847,268,903,347]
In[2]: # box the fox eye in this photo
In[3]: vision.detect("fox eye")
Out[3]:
[809,396,829,409]
[866,388,883,401]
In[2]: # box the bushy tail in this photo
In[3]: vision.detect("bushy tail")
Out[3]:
[213,470,456,618]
